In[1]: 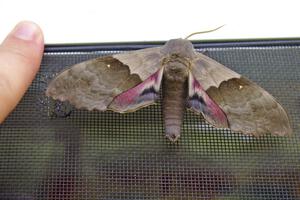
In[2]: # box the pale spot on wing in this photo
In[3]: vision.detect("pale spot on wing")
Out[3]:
[46,56,142,111]
[206,77,292,136]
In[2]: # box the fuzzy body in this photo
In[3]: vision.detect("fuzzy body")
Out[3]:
[162,55,189,141]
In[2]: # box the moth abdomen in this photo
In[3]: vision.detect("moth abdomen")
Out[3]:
[162,63,189,142]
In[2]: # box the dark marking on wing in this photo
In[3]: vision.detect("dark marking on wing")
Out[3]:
[189,94,206,106]
[140,87,158,96]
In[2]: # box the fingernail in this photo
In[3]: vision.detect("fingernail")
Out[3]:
[12,21,40,41]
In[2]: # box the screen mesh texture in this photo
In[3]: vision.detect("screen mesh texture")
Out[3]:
[0,40,299,200]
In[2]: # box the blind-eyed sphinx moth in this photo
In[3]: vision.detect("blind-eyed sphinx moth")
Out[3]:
[46,39,292,142]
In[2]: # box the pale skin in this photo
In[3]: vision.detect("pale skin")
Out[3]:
[0,21,44,123]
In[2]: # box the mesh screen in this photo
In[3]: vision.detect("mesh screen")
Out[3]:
[0,41,300,200]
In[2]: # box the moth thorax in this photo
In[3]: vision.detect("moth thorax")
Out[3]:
[163,61,189,82]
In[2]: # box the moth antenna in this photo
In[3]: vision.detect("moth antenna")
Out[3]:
[184,25,225,40]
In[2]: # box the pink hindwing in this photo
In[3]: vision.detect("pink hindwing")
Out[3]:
[187,72,228,128]
[108,67,164,113]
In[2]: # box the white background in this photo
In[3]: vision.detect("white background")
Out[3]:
[0,0,299,44]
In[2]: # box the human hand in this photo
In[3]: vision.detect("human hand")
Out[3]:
[0,21,44,123]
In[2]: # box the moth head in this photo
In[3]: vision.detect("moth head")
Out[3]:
[162,39,196,58]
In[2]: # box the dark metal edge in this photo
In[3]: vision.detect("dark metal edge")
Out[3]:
[44,38,300,53]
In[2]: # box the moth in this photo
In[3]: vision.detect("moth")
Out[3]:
[46,39,292,142]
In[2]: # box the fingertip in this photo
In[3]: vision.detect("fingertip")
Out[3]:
[12,21,43,42]
[1,21,44,67]
[0,21,44,124]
